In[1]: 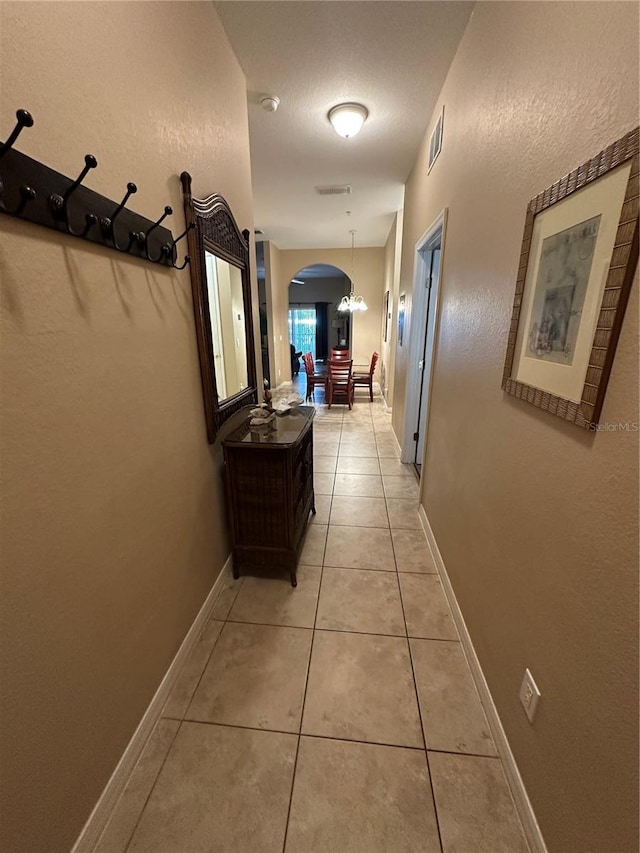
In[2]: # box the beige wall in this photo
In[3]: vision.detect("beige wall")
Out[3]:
[277,247,385,367]
[381,211,403,406]
[394,3,639,851]
[0,3,255,852]
[264,240,290,386]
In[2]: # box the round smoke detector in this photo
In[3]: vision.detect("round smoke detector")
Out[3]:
[260,95,280,113]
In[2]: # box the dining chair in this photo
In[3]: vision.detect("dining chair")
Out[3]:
[327,358,354,409]
[302,352,327,402]
[330,348,351,361]
[353,352,379,402]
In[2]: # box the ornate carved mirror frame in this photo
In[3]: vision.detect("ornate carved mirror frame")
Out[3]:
[180,172,257,443]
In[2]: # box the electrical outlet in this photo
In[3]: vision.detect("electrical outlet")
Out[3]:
[519,668,541,723]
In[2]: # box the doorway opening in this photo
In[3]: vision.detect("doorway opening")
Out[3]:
[288,264,351,367]
[401,210,447,478]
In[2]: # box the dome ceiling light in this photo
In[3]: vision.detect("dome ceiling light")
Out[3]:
[328,103,368,139]
[338,230,368,313]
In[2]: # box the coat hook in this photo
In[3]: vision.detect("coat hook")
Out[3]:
[167,221,195,266]
[68,212,98,239]
[0,109,34,158]
[145,206,173,261]
[117,230,145,253]
[101,182,137,249]
[0,184,36,216]
[173,254,191,271]
[50,154,97,221]
[100,182,137,235]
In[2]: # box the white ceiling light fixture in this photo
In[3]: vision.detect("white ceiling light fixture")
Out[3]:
[328,102,368,139]
[338,230,368,313]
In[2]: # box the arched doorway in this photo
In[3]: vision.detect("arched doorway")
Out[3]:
[288,263,351,367]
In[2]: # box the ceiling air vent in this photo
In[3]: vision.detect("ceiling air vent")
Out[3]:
[315,184,352,196]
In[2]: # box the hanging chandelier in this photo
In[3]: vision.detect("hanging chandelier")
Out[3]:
[338,230,368,313]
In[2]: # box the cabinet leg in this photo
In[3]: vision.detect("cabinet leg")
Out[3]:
[232,565,239,580]
[290,571,297,588]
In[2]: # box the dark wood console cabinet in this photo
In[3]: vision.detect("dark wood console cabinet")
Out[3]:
[222,406,315,587]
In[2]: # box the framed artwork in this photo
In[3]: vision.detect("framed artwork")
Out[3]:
[383,290,391,342]
[428,106,444,173]
[502,127,639,429]
[398,294,406,346]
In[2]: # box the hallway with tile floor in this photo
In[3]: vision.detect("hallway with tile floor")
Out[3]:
[94,392,530,853]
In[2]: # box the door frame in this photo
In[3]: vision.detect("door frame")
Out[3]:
[401,208,448,465]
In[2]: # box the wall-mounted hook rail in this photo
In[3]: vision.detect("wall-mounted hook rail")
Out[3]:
[0,108,184,269]
[0,109,33,157]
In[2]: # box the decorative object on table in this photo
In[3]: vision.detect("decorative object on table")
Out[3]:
[272,391,304,414]
[353,352,379,402]
[502,127,638,429]
[180,173,258,443]
[0,108,189,268]
[263,378,273,408]
[337,230,368,312]
[249,406,275,426]
[398,294,406,345]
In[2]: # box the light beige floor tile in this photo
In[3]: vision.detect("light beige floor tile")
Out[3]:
[310,494,331,524]
[324,525,395,571]
[313,455,337,474]
[379,457,416,477]
[383,475,420,500]
[211,575,244,620]
[128,723,296,853]
[300,524,328,565]
[317,568,406,636]
[333,473,384,497]
[314,472,335,495]
[162,620,224,719]
[228,566,321,628]
[392,528,437,572]
[410,639,496,756]
[338,441,379,458]
[187,622,312,732]
[95,719,180,853]
[429,752,529,853]
[376,442,400,458]
[386,499,422,530]
[329,496,389,528]
[285,737,440,853]
[313,420,343,432]
[314,436,341,455]
[336,456,381,475]
[302,631,422,747]
[340,424,374,435]
[399,574,458,640]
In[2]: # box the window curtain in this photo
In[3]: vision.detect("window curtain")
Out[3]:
[315,302,329,362]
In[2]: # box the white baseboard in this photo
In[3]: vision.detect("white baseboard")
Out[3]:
[71,556,233,853]
[418,506,547,853]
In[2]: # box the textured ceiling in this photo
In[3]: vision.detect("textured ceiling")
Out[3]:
[215,1,474,250]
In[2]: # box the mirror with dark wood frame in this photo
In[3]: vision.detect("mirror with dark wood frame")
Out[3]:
[180,172,257,443]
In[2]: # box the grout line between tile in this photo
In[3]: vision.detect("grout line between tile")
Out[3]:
[281,414,333,853]
[393,526,445,853]
[121,719,182,853]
